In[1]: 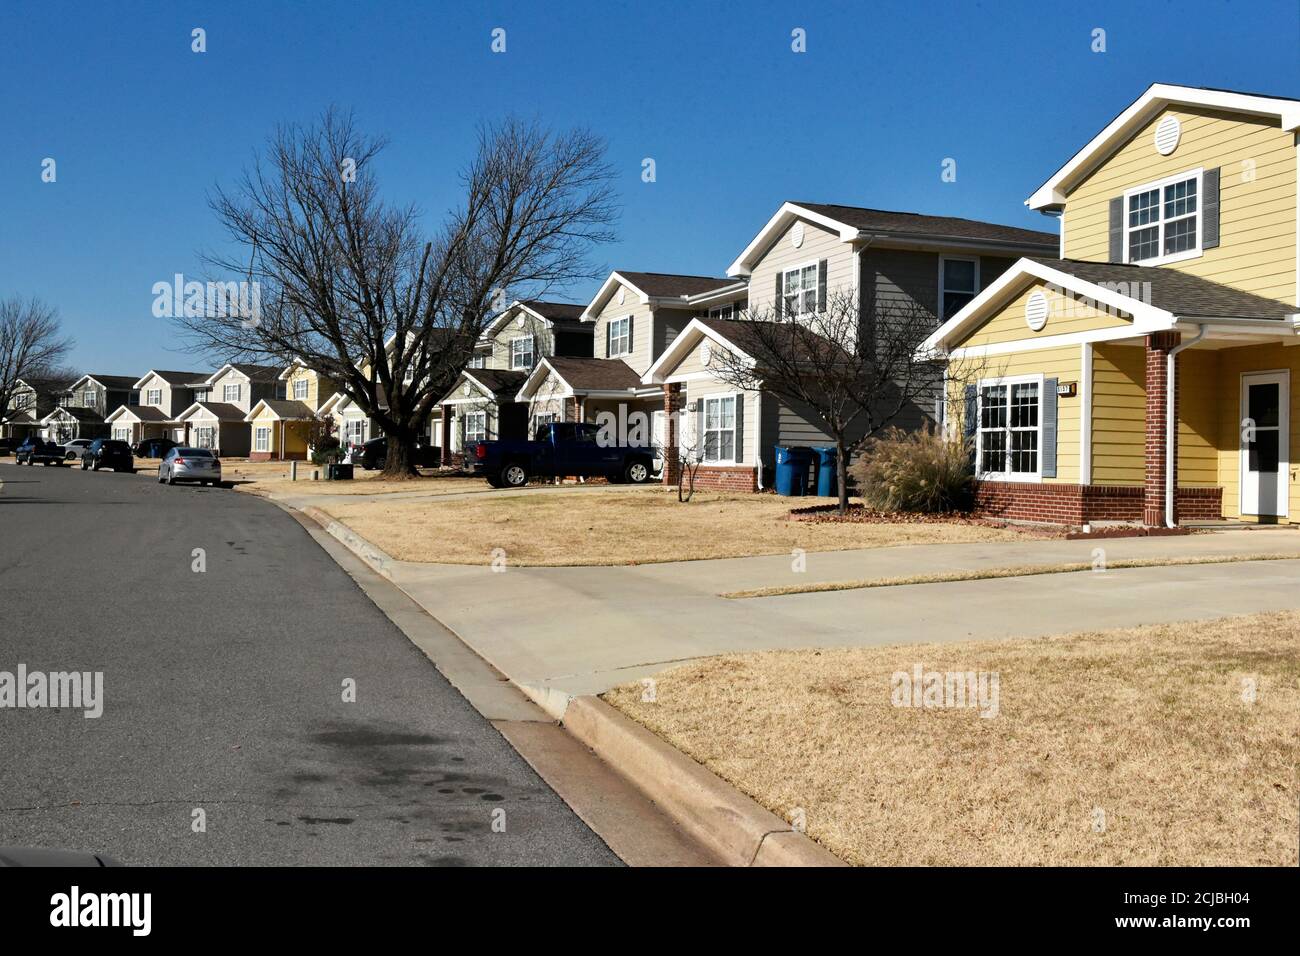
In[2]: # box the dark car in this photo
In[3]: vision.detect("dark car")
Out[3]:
[81,438,134,472]
[133,437,180,459]
[15,436,67,466]
[467,421,655,488]
[358,436,440,470]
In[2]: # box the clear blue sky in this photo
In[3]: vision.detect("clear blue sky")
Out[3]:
[2,0,1296,374]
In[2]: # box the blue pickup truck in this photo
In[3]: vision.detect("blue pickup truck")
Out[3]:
[466,422,656,488]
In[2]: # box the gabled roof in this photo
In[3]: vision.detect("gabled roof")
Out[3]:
[104,404,173,424]
[14,376,76,395]
[43,405,105,424]
[1027,84,1300,210]
[66,374,139,393]
[202,363,283,385]
[517,356,645,400]
[482,300,593,339]
[133,369,207,388]
[439,368,530,404]
[244,399,316,422]
[727,201,1058,276]
[582,271,746,320]
[921,257,1300,353]
[177,401,248,423]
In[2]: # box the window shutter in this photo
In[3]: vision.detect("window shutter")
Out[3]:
[817,259,828,312]
[626,314,634,355]
[733,393,745,463]
[963,384,978,465]
[696,398,706,461]
[774,272,783,318]
[605,321,612,358]
[1108,197,1124,262]
[1041,378,1058,478]
[1202,167,1221,249]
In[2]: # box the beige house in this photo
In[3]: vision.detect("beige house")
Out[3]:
[105,369,206,446]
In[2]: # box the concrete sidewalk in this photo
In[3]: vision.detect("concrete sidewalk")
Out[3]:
[334,523,1300,713]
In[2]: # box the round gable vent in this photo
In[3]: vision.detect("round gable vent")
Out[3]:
[617,287,626,305]
[1154,115,1181,156]
[462,382,472,396]
[700,342,713,366]
[791,221,805,249]
[1025,291,1050,331]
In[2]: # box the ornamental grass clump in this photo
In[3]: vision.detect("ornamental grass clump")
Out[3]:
[850,426,972,514]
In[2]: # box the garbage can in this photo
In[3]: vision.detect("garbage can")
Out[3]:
[812,447,838,497]
[774,445,810,496]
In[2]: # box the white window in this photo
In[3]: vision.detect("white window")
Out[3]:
[510,336,535,369]
[194,426,215,449]
[468,351,488,369]
[939,257,979,321]
[347,419,366,444]
[464,411,487,443]
[112,426,131,441]
[83,390,97,407]
[977,376,1042,479]
[781,263,818,317]
[607,317,631,357]
[13,392,30,409]
[532,412,557,437]
[293,378,309,400]
[702,395,737,463]
[1124,169,1201,265]
[146,388,162,405]
[223,383,241,403]
[254,427,270,452]
[708,304,734,321]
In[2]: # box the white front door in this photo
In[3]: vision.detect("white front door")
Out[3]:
[1239,371,1289,518]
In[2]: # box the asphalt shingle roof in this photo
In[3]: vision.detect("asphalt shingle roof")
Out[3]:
[542,356,643,390]
[255,399,316,419]
[522,301,589,327]
[187,401,248,422]
[144,369,208,385]
[794,202,1059,248]
[463,368,530,400]
[617,272,741,298]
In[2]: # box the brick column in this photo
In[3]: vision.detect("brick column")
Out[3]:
[1144,332,1180,526]
[662,383,681,486]
[440,404,452,466]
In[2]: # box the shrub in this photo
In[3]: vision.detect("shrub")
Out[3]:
[310,436,343,466]
[850,426,972,513]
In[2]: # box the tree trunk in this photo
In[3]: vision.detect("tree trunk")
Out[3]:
[382,431,419,478]
[836,435,849,515]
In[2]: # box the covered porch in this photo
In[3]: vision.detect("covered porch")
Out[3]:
[104,405,183,445]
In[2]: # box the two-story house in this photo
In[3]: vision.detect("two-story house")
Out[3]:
[164,363,285,458]
[437,300,593,462]
[2,376,73,443]
[639,203,1058,490]
[103,369,206,445]
[922,84,1300,527]
[40,374,138,442]
[240,361,339,460]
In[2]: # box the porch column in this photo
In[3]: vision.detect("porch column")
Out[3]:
[1144,331,1180,526]
[440,404,452,466]
[662,383,681,486]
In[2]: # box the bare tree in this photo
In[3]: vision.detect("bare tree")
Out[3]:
[0,296,74,423]
[174,108,617,476]
[709,290,985,515]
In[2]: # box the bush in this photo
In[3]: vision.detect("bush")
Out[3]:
[310,437,343,466]
[850,426,972,513]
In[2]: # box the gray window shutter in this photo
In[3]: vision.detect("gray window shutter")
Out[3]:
[605,321,612,358]
[1108,196,1124,262]
[963,384,978,442]
[1041,378,1058,478]
[696,399,706,460]
[774,272,783,318]
[817,259,828,312]
[733,393,744,463]
[626,314,634,355]
[1202,167,1220,249]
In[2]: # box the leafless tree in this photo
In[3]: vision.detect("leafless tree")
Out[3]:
[708,289,986,514]
[174,108,617,476]
[0,296,74,422]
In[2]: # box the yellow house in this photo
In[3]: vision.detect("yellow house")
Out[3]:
[243,363,338,461]
[924,84,1300,526]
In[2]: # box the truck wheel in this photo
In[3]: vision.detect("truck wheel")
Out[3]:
[624,460,650,484]
[501,463,528,488]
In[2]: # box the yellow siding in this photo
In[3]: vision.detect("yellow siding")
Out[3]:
[1064,105,1297,304]
[284,366,335,411]
[984,346,1082,484]
[1091,343,1146,486]
[958,279,1132,348]
[1178,350,1220,487]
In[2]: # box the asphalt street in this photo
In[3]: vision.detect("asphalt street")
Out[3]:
[0,461,618,866]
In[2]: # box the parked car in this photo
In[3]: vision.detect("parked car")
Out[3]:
[15,436,67,466]
[81,438,134,472]
[133,437,180,459]
[59,438,94,461]
[158,446,222,486]
[358,436,440,470]
[0,437,16,457]
[467,421,655,488]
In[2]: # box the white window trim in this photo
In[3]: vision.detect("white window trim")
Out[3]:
[146,388,162,405]
[607,316,631,357]
[975,373,1044,483]
[701,393,740,465]
[223,383,242,403]
[938,255,980,323]
[464,411,488,443]
[293,379,309,400]
[780,260,820,318]
[1123,166,1204,267]
[254,426,271,452]
[707,304,734,321]
[510,335,536,369]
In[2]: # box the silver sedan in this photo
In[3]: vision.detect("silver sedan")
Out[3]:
[158,447,222,486]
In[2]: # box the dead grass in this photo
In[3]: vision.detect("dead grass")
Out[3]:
[724,552,1300,598]
[605,612,1300,866]
[226,460,490,497]
[325,487,1029,565]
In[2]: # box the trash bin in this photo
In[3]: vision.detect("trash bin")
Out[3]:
[774,446,810,496]
[327,462,354,481]
[812,446,838,497]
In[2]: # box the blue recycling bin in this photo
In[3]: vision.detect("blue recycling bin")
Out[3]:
[774,445,810,496]
[812,447,838,497]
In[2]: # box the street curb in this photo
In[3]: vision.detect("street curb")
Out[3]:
[290,501,845,867]
[561,696,845,867]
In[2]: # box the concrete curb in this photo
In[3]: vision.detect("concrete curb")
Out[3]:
[290,501,844,866]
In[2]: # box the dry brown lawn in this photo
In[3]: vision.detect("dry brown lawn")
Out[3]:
[325,487,1027,565]
[225,460,490,497]
[605,612,1300,866]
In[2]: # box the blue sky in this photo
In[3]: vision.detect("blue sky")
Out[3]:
[2,0,1297,374]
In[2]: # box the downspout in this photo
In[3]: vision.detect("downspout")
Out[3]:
[1165,324,1207,528]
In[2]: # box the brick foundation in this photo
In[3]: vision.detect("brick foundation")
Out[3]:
[686,465,759,493]
[974,480,1222,525]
